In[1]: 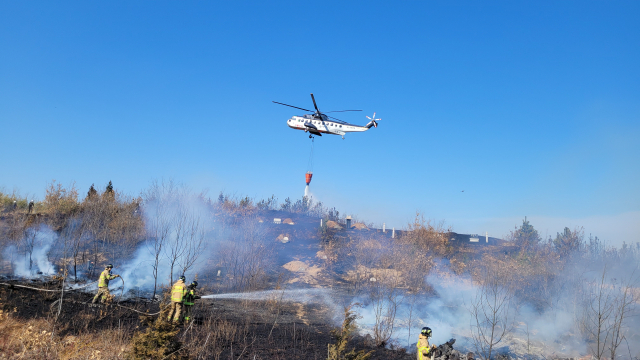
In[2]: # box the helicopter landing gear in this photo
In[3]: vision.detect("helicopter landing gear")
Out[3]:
[309,134,312,139]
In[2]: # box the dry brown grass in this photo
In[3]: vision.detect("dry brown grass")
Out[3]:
[0,309,130,360]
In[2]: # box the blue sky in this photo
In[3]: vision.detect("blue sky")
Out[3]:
[1,1,639,244]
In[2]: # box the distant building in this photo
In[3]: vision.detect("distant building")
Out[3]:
[448,232,501,245]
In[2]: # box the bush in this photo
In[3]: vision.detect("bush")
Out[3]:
[127,313,185,360]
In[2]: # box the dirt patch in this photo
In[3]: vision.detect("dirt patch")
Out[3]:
[282,261,324,285]
[326,220,342,229]
[352,222,368,230]
[283,218,294,225]
[276,233,291,243]
[343,265,404,283]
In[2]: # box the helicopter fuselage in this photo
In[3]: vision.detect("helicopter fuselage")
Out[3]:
[287,114,372,138]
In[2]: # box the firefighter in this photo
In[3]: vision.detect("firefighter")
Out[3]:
[416,327,435,360]
[183,280,201,323]
[92,264,120,304]
[168,276,187,323]
[28,200,34,214]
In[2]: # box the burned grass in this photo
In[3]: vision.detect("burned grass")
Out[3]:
[0,281,412,359]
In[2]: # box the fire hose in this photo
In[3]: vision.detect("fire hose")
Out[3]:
[112,277,161,316]
[0,279,162,316]
[0,280,98,292]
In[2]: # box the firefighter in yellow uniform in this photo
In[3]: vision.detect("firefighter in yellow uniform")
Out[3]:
[92,264,119,304]
[168,276,187,323]
[183,281,201,323]
[417,327,435,360]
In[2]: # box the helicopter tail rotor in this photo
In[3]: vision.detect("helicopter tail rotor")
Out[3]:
[365,112,381,128]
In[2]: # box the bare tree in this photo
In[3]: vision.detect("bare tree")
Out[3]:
[216,218,274,292]
[44,180,79,230]
[144,195,172,298]
[142,179,208,288]
[607,268,638,360]
[176,214,205,279]
[580,264,640,360]
[468,267,516,360]
[22,226,39,273]
[81,194,113,277]
[164,205,189,285]
[60,218,87,281]
[367,270,404,347]
[582,265,615,360]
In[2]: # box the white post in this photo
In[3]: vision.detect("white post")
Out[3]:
[486,232,488,243]
[320,219,323,227]
[392,228,395,238]
[383,223,386,233]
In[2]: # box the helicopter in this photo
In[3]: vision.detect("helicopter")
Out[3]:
[273,93,381,139]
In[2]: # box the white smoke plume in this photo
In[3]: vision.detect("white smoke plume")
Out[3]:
[116,181,216,294]
[352,258,639,357]
[3,225,57,278]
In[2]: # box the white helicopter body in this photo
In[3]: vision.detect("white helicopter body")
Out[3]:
[274,94,380,139]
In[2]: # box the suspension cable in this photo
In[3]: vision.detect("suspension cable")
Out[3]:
[307,138,314,173]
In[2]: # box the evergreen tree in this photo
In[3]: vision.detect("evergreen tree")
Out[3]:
[511,217,541,250]
[86,183,98,200]
[553,227,583,257]
[103,180,115,200]
[106,180,114,194]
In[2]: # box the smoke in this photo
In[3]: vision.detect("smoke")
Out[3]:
[2,225,57,278]
[351,256,640,357]
[203,288,330,302]
[203,288,343,321]
[117,184,216,294]
[352,266,477,350]
[117,243,167,293]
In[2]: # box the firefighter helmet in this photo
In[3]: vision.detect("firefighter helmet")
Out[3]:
[421,327,432,337]
[106,264,113,269]
[191,281,198,287]
[179,275,186,281]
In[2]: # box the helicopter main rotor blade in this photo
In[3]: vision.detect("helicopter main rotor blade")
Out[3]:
[326,115,348,123]
[323,110,363,113]
[310,93,320,113]
[272,101,314,113]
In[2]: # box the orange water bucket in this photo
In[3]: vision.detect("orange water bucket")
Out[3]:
[305,172,313,185]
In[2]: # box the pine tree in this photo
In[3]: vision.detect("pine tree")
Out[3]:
[327,305,372,360]
[86,183,98,200]
[103,180,115,200]
[512,217,541,250]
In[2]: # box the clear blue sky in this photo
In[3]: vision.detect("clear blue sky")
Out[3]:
[1,1,639,244]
